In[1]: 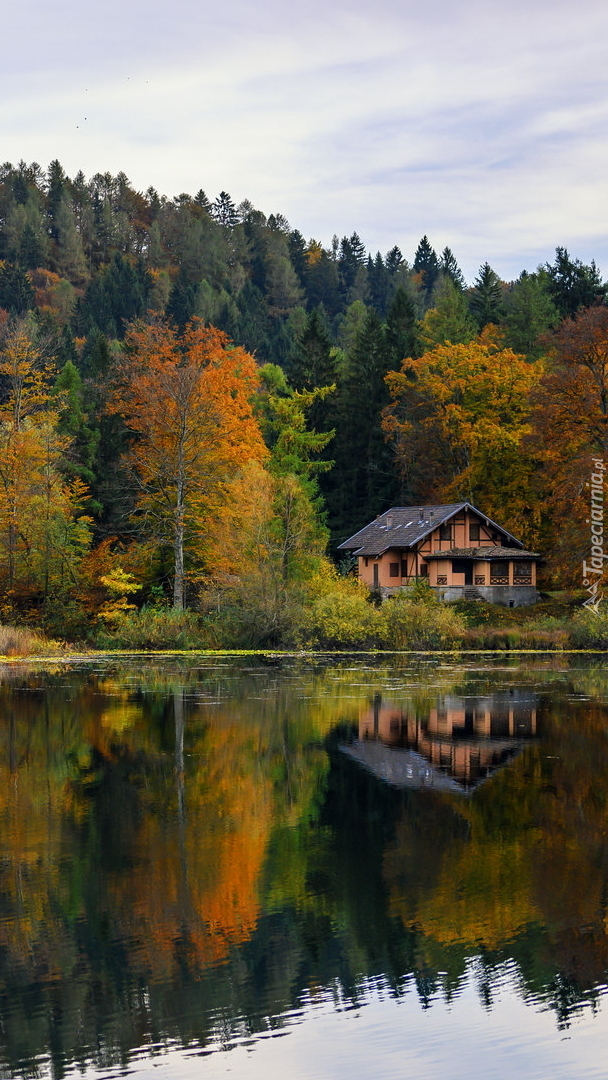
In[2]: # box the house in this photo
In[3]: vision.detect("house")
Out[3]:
[337,502,541,606]
[340,689,538,792]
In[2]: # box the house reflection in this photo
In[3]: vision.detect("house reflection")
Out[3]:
[341,691,537,793]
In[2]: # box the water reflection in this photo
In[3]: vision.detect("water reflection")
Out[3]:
[1,656,608,1078]
[342,689,538,791]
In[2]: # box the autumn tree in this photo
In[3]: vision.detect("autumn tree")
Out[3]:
[204,363,334,645]
[530,305,608,579]
[0,321,92,600]
[112,318,267,610]
[383,329,542,541]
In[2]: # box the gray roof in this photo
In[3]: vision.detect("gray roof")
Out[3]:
[337,503,523,558]
[424,546,540,560]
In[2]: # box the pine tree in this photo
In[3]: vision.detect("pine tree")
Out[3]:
[503,270,559,359]
[469,262,504,327]
[545,247,607,318]
[0,261,34,314]
[413,236,439,297]
[327,310,401,538]
[439,247,466,290]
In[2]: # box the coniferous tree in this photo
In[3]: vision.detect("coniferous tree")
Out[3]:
[368,252,392,317]
[286,306,335,392]
[303,245,342,316]
[327,310,401,539]
[338,232,367,294]
[45,159,67,241]
[439,247,466,289]
[212,191,239,228]
[503,270,559,359]
[385,245,404,275]
[545,247,607,318]
[54,360,100,494]
[384,286,417,365]
[469,262,504,327]
[418,278,477,350]
[166,269,197,330]
[413,236,439,298]
[0,261,34,314]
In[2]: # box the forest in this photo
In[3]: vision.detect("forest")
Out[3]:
[1,157,607,648]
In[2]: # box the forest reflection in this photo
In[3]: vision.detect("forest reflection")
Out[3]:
[1,656,608,1077]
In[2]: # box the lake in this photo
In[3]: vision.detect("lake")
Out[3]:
[1,653,608,1079]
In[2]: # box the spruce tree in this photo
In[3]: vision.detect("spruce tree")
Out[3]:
[545,247,607,318]
[469,262,504,327]
[413,235,439,297]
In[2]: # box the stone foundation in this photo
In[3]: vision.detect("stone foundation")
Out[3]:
[378,584,539,607]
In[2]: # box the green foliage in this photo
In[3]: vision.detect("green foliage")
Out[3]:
[94,604,204,649]
[545,246,608,318]
[503,270,559,359]
[292,565,381,649]
[418,277,477,349]
[469,262,504,328]
[570,607,608,648]
[381,588,466,649]
[290,567,465,651]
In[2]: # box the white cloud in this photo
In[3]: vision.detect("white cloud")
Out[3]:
[5,0,608,281]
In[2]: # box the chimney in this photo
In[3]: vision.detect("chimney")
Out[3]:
[419,509,424,521]
[386,515,393,527]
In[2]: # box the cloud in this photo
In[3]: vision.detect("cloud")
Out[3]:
[4,0,608,281]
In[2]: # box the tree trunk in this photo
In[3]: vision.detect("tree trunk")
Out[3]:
[173,475,185,610]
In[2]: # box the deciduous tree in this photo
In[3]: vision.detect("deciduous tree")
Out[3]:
[384,329,542,540]
[112,319,267,609]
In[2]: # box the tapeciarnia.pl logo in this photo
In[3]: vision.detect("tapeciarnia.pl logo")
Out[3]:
[582,458,607,615]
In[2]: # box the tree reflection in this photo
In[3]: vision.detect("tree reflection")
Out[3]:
[1,658,608,1075]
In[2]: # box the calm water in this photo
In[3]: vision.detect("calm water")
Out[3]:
[2,653,608,1079]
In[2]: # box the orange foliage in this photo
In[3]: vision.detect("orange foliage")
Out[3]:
[112,318,268,607]
[530,306,608,581]
[383,329,542,543]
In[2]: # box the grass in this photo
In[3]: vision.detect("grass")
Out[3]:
[0,624,65,657]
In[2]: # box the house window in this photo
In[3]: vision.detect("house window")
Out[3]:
[389,562,400,577]
[419,562,428,577]
[364,557,369,567]
[490,561,509,584]
[514,561,532,583]
[439,524,452,541]
[469,523,480,542]
[401,560,408,577]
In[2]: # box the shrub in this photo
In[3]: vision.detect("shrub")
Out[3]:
[382,591,466,650]
[93,605,204,649]
[292,565,381,649]
[570,607,608,649]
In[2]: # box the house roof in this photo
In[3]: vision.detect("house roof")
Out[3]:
[337,503,524,558]
[424,546,540,561]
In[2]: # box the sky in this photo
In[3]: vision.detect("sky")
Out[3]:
[4,0,608,283]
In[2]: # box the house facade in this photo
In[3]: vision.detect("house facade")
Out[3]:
[338,503,541,606]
